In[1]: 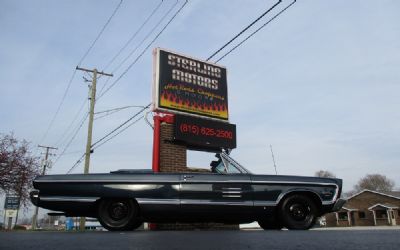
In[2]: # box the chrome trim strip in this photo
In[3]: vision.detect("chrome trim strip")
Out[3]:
[181,200,253,206]
[35,179,182,183]
[221,187,242,190]
[40,196,98,202]
[222,195,242,198]
[253,201,277,206]
[251,180,337,186]
[221,191,242,194]
[136,198,180,205]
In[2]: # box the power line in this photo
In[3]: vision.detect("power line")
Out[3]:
[102,0,164,71]
[94,105,146,120]
[91,104,150,148]
[77,0,124,66]
[39,70,77,144]
[97,0,188,100]
[215,0,297,63]
[66,153,86,174]
[92,116,144,150]
[55,98,88,147]
[97,0,172,97]
[95,105,146,115]
[206,0,282,61]
[53,112,89,166]
[65,106,147,174]
[39,0,123,146]
[110,0,178,74]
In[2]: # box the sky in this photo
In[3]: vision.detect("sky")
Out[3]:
[1,0,399,213]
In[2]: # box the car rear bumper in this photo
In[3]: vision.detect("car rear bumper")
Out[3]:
[331,198,346,212]
[30,190,40,206]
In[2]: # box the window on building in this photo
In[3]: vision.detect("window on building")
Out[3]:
[398,210,400,216]
[338,212,348,220]
[375,210,387,219]
[358,211,366,219]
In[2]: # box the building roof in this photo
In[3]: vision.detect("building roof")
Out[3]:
[368,203,399,210]
[341,206,358,211]
[380,191,400,198]
[346,189,400,201]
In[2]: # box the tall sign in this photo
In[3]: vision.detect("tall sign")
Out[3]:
[153,48,229,121]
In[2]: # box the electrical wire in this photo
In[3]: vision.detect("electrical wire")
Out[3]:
[215,0,297,63]
[55,98,88,147]
[97,0,188,100]
[66,105,148,174]
[97,0,174,98]
[91,103,151,148]
[112,0,178,74]
[94,105,146,120]
[206,0,282,61]
[77,0,124,67]
[102,0,164,71]
[92,116,144,150]
[66,153,85,174]
[38,0,123,146]
[38,70,77,145]
[53,112,89,166]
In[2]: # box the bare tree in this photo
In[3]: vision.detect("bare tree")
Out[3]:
[354,174,395,192]
[0,133,40,224]
[314,170,336,178]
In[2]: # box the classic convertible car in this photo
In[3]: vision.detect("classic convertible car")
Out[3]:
[30,152,345,231]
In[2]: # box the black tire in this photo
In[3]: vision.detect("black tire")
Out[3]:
[279,194,318,230]
[258,218,283,230]
[97,199,139,231]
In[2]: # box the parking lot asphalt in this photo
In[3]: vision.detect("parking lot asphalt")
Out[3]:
[1,229,399,250]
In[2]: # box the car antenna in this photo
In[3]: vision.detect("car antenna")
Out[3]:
[269,144,278,175]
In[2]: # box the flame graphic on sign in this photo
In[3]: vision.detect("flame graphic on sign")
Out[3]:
[160,90,228,119]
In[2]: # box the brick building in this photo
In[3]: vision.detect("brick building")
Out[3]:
[325,190,400,227]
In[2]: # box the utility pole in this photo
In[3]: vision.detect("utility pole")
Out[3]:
[32,145,57,230]
[76,66,113,231]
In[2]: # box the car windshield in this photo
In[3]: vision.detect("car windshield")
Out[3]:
[211,152,251,174]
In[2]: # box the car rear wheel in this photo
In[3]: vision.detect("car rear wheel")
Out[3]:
[97,199,140,231]
[279,194,317,230]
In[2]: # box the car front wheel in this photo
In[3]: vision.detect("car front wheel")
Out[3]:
[97,199,140,231]
[279,194,318,230]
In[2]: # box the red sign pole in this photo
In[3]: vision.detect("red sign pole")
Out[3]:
[152,115,161,173]
[150,113,174,230]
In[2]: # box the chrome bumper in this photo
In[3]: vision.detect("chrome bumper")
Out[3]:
[331,198,346,212]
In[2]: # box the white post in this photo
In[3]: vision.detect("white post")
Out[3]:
[335,212,339,226]
[372,210,377,226]
[347,211,351,226]
[386,209,391,225]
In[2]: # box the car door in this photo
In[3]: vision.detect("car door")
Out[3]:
[179,173,252,222]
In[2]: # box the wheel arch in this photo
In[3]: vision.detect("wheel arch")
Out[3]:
[277,190,323,215]
[95,197,141,217]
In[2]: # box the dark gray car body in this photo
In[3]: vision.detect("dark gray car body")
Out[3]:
[31,169,343,224]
